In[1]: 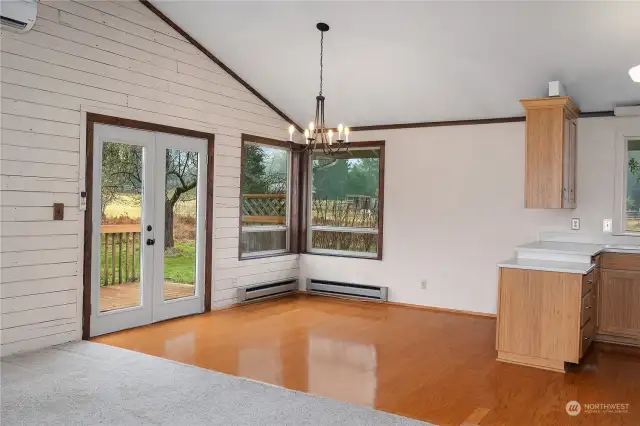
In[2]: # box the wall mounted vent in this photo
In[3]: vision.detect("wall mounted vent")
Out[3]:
[237,279,298,303]
[1,0,37,33]
[306,279,388,302]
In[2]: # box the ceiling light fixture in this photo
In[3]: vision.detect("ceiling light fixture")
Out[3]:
[288,22,349,155]
[630,65,640,82]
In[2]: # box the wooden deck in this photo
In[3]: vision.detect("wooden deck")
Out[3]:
[100,282,195,312]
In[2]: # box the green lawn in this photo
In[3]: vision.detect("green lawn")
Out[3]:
[163,241,197,284]
[100,237,196,286]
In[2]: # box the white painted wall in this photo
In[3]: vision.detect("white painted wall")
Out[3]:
[0,1,298,356]
[300,116,640,314]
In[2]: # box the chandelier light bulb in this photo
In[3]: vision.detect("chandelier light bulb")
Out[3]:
[328,129,333,145]
[304,129,310,144]
[630,65,640,82]
[288,125,294,141]
[309,122,315,132]
[345,127,350,142]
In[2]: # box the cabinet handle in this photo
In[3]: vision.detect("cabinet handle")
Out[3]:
[585,306,592,309]
[595,264,601,269]
[586,280,593,284]
[584,336,591,341]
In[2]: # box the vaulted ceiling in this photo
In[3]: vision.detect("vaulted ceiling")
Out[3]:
[153,1,640,128]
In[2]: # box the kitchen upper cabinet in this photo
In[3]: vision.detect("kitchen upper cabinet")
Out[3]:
[599,269,640,339]
[521,97,580,209]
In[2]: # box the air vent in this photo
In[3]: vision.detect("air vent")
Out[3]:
[1,16,27,30]
[306,279,388,302]
[237,278,298,303]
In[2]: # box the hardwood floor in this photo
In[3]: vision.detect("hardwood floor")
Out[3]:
[93,294,640,425]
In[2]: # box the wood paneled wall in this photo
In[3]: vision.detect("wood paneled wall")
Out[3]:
[0,1,299,356]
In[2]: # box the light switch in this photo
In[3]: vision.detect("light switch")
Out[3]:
[53,203,64,220]
[603,219,613,233]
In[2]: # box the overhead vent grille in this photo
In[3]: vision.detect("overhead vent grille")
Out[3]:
[306,279,388,302]
[237,279,298,304]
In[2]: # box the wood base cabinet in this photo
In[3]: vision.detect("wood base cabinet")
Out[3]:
[496,267,595,372]
[598,253,640,346]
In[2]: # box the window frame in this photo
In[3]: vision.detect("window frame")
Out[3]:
[614,132,640,236]
[304,140,385,260]
[239,134,296,260]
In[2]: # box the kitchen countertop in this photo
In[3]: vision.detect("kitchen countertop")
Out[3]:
[498,258,596,274]
[500,240,640,274]
[516,241,604,256]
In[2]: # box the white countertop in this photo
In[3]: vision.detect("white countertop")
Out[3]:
[516,241,604,256]
[500,240,640,274]
[498,258,596,274]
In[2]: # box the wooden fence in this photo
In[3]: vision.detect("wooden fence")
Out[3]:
[242,193,286,226]
[101,224,140,286]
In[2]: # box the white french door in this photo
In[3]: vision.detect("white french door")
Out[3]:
[90,124,208,337]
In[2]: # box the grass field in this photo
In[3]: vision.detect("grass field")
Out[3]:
[104,195,196,218]
[627,219,640,232]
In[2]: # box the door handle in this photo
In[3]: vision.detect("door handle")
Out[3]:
[146,238,156,246]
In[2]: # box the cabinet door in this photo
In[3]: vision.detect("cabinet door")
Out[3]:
[562,115,577,208]
[562,116,571,208]
[599,270,640,338]
[568,119,577,206]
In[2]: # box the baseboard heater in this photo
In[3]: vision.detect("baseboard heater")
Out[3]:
[237,279,298,304]
[306,279,388,302]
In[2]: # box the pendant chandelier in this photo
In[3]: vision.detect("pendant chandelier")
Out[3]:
[288,22,349,155]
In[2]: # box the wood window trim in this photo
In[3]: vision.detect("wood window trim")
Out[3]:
[239,134,299,260]
[82,113,215,340]
[300,140,386,260]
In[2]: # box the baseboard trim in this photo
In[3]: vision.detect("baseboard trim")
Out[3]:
[497,351,567,373]
[595,332,640,348]
[298,290,495,318]
[387,301,496,319]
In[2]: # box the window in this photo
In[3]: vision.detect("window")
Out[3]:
[622,139,640,233]
[308,142,384,259]
[240,136,291,258]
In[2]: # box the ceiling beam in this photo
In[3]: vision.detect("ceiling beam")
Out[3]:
[139,0,303,133]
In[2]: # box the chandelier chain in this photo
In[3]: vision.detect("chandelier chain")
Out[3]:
[319,30,324,96]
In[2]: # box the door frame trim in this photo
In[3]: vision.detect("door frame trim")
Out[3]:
[83,113,215,339]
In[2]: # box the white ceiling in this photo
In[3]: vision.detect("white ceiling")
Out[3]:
[153,1,640,128]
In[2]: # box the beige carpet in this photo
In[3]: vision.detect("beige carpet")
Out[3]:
[1,341,434,426]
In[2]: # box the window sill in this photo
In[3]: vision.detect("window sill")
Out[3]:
[239,251,294,261]
[303,251,382,261]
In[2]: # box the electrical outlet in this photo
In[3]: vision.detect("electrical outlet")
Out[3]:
[420,280,427,290]
[603,219,613,233]
[571,218,580,230]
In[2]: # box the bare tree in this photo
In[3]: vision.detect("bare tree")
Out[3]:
[101,143,198,249]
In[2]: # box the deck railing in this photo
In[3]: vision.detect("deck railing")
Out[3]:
[101,224,141,286]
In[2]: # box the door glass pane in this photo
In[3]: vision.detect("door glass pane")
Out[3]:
[163,148,198,301]
[100,142,144,312]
